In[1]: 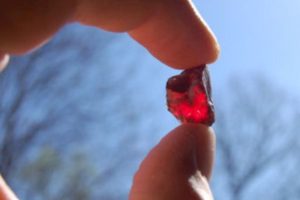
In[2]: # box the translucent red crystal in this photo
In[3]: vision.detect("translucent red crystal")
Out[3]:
[166,65,215,126]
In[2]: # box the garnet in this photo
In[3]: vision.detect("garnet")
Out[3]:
[166,65,215,126]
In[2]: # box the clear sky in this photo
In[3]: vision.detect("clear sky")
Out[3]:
[194,0,300,96]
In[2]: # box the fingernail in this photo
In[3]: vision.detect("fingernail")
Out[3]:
[0,54,10,72]
[189,170,214,200]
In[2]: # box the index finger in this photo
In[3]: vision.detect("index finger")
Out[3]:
[129,0,220,69]
[0,0,219,70]
[76,0,219,69]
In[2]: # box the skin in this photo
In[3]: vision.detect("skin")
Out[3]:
[0,0,220,199]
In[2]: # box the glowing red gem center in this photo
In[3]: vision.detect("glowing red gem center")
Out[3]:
[166,65,215,126]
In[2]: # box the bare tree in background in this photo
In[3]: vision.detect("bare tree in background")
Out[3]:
[0,32,91,178]
[0,25,155,200]
[212,76,300,200]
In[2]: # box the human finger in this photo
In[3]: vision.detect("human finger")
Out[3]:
[0,175,18,200]
[0,0,77,55]
[0,1,219,70]
[76,0,220,69]
[129,124,215,200]
[0,54,9,72]
[129,0,219,69]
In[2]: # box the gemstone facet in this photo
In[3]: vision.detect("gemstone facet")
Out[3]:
[166,65,215,126]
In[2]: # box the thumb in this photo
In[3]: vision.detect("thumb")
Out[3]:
[129,124,215,200]
[0,54,9,72]
[0,176,18,200]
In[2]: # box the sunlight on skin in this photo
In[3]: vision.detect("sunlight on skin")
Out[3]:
[0,176,18,200]
[189,171,214,200]
[0,54,9,72]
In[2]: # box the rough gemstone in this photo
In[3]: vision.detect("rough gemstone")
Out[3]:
[166,65,215,126]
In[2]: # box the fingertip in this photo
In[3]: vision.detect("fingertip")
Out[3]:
[0,176,18,200]
[204,38,220,66]
[129,0,220,69]
[0,54,10,72]
[144,123,215,178]
[130,124,215,200]
[174,123,216,178]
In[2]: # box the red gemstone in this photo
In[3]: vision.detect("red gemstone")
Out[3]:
[166,65,215,126]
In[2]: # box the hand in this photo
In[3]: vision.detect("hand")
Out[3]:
[0,0,219,199]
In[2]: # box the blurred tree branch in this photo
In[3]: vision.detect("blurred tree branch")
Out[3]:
[212,76,300,200]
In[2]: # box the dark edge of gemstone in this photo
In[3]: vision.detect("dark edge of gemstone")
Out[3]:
[166,75,191,93]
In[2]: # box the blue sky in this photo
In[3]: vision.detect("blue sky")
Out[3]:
[194,0,300,95]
